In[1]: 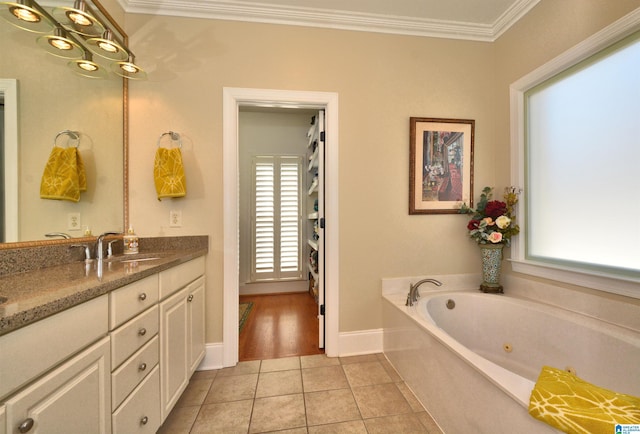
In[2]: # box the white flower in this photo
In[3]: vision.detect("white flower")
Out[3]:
[495,215,511,229]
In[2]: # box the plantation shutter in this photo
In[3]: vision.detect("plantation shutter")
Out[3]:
[251,156,302,281]
[279,160,300,273]
[254,161,275,275]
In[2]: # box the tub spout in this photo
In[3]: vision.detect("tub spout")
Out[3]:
[406,278,442,306]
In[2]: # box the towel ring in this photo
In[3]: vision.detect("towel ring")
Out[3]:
[157,131,182,149]
[54,130,80,148]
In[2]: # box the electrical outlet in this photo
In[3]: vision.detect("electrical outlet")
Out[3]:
[67,213,81,231]
[169,210,182,228]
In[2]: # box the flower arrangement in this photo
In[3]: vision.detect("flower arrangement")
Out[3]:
[459,186,520,246]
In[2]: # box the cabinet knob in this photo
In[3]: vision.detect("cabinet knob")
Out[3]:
[140,416,149,425]
[139,293,147,301]
[138,362,147,371]
[187,294,194,302]
[18,418,34,433]
[138,328,147,336]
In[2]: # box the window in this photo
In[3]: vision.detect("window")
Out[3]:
[511,12,640,297]
[251,155,303,281]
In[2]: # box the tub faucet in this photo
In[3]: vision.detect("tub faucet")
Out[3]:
[406,278,442,306]
[96,232,122,261]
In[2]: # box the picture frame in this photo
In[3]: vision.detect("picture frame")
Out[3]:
[409,117,475,214]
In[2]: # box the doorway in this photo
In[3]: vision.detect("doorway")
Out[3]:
[222,88,339,367]
[237,107,323,360]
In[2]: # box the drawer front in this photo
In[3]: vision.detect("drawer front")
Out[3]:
[0,295,108,400]
[112,366,160,434]
[159,256,205,300]
[111,306,158,369]
[112,336,159,409]
[109,274,159,330]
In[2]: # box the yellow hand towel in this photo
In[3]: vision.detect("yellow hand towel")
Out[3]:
[529,366,640,434]
[77,150,86,192]
[40,146,86,202]
[153,147,186,200]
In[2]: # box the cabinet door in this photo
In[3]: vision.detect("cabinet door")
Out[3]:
[187,277,205,375]
[159,287,188,422]
[5,337,111,434]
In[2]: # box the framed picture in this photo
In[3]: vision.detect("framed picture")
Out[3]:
[409,117,475,214]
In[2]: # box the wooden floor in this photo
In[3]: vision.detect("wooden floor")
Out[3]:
[239,292,324,361]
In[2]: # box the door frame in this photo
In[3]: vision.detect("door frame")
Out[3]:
[222,87,339,367]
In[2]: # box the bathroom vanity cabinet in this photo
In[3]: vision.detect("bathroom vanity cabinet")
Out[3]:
[0,254,206,434]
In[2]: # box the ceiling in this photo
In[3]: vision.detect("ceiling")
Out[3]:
[120,0,541,41]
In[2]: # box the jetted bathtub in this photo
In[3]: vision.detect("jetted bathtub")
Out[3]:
[382,287,640,433]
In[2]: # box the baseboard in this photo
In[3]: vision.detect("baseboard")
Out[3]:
[197,342,225,370]
[338,328,384,357]
[239,280,308,295]
[197,328,384,370]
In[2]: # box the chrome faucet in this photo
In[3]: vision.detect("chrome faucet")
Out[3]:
[46,232,72,239]
[406,278,442,306]
[96,232,122,261]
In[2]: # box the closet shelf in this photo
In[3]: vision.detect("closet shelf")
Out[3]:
[307,263,319,283]
[308,179,318,195]
[307,124,318,147]
[308,239,318,251]
[308,148,319,171]
[308,212,318,219]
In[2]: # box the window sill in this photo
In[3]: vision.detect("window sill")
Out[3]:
[509,259,640,300]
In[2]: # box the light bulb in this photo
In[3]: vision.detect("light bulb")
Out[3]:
[78,61,98,72]
[67,9,91,26]
[50,37,72,50]
[121,63,138,73]
[11,4,39,22]
[97,40,118,53]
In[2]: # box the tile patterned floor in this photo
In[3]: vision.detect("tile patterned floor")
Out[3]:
[158,353,444,433]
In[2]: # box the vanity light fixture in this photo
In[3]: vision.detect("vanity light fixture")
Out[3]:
[3,0,146,80]
[52,0,104,37]
[68,50,107,79]
[86,28,128,61]
[112,54,147,80]
[0,0,53,32]
[36,27,84,59]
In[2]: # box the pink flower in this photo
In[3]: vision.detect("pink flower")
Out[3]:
[482,217,495,226]
[487,232,503,243]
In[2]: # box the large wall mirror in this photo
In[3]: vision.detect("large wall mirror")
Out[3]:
[0,0,128,245]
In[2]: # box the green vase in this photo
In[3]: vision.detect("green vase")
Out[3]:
[479,243,504,293]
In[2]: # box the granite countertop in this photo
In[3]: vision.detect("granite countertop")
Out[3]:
[0,248,207,336]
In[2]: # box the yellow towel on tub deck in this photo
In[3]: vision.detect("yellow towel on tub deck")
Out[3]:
[528,366,640,434]
[153,147,186,200]
[40,146,86,202]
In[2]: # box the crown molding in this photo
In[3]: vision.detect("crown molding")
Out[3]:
[118,0,540,42]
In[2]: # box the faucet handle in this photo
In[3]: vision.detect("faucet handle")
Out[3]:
[107,240,119,258]
[70,244,92,262]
